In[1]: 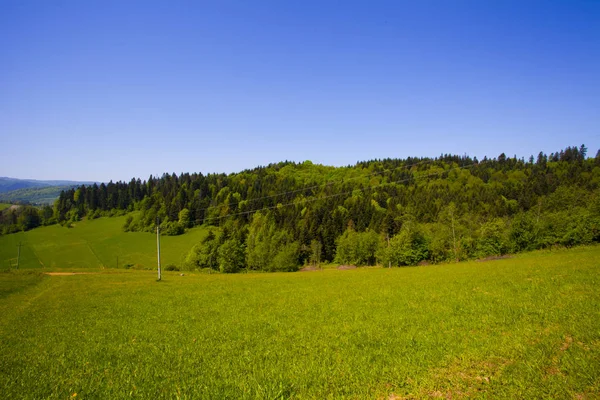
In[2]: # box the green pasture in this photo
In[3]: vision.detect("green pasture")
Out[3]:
[0,216,208,270]
[0,203,11,211]
[0,246,598,399]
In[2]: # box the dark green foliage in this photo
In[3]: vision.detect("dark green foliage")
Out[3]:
[0,205,46,234]
[184,230,220,270]
[161,221,184,236]
[24,144,600,270]
[122,215,134,232]
[164,264,179,271]
[16,207,41,231]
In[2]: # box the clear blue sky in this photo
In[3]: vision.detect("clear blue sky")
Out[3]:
[1,0,599,182]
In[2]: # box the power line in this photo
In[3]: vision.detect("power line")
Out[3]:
[192,157,459,219]
[196,161,479,225]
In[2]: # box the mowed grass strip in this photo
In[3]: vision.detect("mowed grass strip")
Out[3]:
[0,215,209,270]
[0,247,599,399]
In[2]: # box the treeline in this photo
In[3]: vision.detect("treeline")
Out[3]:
[0,204,55,234]
[5,145,600,271]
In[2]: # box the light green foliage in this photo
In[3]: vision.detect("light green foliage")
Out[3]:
[334,228,381,266]
[379,222,429,266]
[245,212,300,272]
[160,220,184,236]
[269,242,300,272]
[178,208,191,228]
[217,238,245,273]
[509,213,537,253]
[122,215,134,232]
[0,247,598,398]
[475,218,508,258]
[309,239,322,266]
[185,229,220,270]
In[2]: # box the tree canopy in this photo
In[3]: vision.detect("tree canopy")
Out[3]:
[4,145,600,271]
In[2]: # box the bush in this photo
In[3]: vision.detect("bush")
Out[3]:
[164,264,179,271]
[380,224,428,267]
[185,230,220,270]
[269,242,300,272]
[218,238,245,273]
[335,228,381,266]
[122,215,134,232]
[474,219,508,258]
[162,221,184,236]
[509,214,536,253]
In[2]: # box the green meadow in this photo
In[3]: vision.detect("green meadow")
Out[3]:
[0,246,598,399]
[0,216,208,270]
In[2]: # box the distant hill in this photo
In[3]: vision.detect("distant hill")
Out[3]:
[0,186,75,205]
[0,177,98,205]
[0,177,97,194]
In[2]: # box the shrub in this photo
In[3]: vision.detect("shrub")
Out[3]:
[269,242,300,272]
[164,264,179,271]
[162,221,184,236]
[335,228,381,266]
[380,224,429,267]
[218,238,245,273]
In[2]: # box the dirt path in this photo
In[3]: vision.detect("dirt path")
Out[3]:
[44,272,98,276]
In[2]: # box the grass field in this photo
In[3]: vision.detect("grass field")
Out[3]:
[0,203,11,211]
[0,216,208,270]
[0,246,598,399]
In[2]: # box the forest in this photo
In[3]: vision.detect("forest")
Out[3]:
[2,145,600,272]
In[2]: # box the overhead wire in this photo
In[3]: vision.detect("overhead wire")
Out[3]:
[192,157,458,217]
[197,159,480,224]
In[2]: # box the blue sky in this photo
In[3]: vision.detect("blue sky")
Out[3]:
[1,0,599,182]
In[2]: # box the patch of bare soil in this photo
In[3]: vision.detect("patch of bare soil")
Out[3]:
[299,266,320,272]
[44,272,98,276]
[406,357,513,399]
[476,255,513,262]
[337,264,357,270]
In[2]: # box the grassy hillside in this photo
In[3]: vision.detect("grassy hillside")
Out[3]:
[0,204,11,211]
[0,177,97,193]
[0,215,208,270]
[0,185,73,205]
[0,246,598,398]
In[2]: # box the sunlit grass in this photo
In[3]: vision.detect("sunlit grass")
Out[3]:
[0,246,598,398]
[0,216,208,270]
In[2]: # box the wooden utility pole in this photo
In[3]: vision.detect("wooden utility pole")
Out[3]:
[16,242,21,269]
[387,234,391,268]
[156,218,161,281]
[450,208,458,263]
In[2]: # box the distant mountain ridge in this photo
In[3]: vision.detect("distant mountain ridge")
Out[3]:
[0,177,99,205]
[0,177,98,194]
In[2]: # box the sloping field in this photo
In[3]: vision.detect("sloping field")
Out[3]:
[0,246,598,399]
[0,216,208,270]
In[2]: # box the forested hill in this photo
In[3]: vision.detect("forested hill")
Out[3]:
[4,145,600,270]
